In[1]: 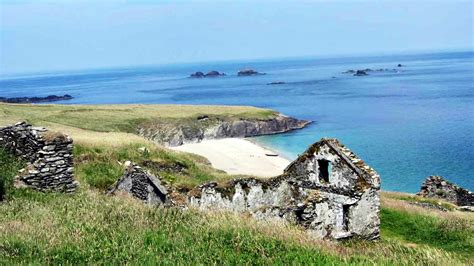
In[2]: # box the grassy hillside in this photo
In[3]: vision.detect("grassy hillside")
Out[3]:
[0,104,473,264]
[0,103,278,133]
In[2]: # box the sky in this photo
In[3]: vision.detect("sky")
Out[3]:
[0,0,472,75]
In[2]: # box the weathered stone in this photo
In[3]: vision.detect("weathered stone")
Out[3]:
[188,138,381,240]
[0,122,77,193]
[108,164,168,205]
[417,176,473,206]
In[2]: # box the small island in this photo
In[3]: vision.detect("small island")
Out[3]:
[237,69,265,76]
[0,94,73,104]
[190,71,225,78]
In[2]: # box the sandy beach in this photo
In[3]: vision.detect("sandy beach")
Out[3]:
[170,138,291,177]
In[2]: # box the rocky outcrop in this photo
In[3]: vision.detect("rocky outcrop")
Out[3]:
[0,122,77,193]
[188,138,381,240]
[137,114,311,146]
[108,163,168,205]
[353,70,368,76]
[417,176,473,206]
[0,94,73,104]
[190,71,225,78]
[267,81,286,85]
[238,69,264,76]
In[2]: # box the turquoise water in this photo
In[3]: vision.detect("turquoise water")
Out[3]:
[1,51,472,192]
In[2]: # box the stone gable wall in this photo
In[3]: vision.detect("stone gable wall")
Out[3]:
[0,122,77,193]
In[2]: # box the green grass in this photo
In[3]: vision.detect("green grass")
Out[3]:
[0,148,25,200]
[381,208,473,257]
[0,189,467,265]
[0,103,278,133]
[73,143,231,190]
[384,192,457,211]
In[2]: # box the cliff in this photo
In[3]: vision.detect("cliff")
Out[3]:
[136,114,311,146]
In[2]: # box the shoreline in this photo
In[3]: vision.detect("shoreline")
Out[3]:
[170,138,291,177]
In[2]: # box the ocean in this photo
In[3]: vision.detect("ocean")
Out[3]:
[1,51,472,193]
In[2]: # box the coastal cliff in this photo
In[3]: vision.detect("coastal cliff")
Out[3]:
[137,114,310,146]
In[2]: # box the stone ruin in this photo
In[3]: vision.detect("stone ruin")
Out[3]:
[108,163,169,205]
[418,176,473,207]
[115,138,381,240]
[0,122,77,193]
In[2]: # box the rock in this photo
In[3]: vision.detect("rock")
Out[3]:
[353,70,368,76]
[108,163,168,205]
[397,64,403,67]
[0,95,73,104]
[417,176,473,206]
[342,70,355,74]
[267,81,286,85]
[458,206,474,212]
[138,147,148,153]
[190,71,205,78]
[197,115,209,121]
[190,71,225,78]
[205,70,225,77]
[237,69,264,76]
[124,161,132,168]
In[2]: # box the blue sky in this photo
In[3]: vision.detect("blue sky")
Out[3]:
[0,0,472,75]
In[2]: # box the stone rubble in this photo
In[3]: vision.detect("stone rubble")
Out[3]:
[108,163,169,205]
[417,176,473,207]
[0,122,77,193]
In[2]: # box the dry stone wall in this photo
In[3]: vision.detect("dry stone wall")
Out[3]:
[0,122,77,193]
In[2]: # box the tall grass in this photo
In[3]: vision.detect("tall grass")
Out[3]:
[0,148,24,200]
[0,189,467,265]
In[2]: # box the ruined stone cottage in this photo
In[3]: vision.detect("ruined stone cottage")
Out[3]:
[117,138,380,240]
[0,122,77,193]
[189,138,380,240]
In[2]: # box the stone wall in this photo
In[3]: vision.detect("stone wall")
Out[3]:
[108,163,168,205]
[0,122,77,193]
[188,139,380,240]
[418,176,473,206]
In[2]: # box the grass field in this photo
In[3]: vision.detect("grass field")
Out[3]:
[0,104,473,264]
[0,103,277,133]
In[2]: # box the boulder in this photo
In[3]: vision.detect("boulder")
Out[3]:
[417,176,473,206]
